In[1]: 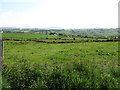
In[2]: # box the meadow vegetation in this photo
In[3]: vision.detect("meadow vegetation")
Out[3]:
[2,29,119,89]
[2,40,119,89]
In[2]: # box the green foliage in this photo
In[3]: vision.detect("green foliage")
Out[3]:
[3,60,47,88]
[55,28,118,39]
[2,59,119,89]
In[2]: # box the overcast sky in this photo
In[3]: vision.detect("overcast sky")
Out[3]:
[0,0,119,29]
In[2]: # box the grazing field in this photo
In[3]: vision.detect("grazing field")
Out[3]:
[2,40,120,88]
[3,33,120,44]
[2,33,58,39]
[2,33,96,41]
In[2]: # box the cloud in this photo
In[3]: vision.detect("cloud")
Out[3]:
[0,0,41,3]
[0,0,119,28]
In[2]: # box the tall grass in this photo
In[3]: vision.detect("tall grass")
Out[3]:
[2,59,119,89]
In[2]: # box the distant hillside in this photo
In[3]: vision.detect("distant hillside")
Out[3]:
[1,27,118,39]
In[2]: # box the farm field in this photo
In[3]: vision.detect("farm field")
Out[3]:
[2,33,58,39]
[3,33,120,44]
[0,0,119,88]
[2,33,99,41]
[2,40,120,88]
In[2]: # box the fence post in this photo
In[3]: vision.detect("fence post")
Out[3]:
[0,31,3,89]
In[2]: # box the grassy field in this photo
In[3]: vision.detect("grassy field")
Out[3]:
[4,41,118,65]
[2,40,120,88]
[2,33,58,39]
[2,33,108,41]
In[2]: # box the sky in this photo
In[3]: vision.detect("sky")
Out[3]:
[0,0,119,29]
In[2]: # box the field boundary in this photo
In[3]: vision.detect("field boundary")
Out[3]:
[2,38,120,43]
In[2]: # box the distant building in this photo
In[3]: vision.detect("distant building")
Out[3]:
[0,31,3,33]
[49,32,57,35]
[101,36,109,39]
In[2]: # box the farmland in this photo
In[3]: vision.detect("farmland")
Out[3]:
[2,33,58,39]
[2,30,120,89]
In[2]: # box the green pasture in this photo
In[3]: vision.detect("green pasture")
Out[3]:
[4,41,118,65]
[3,40,119,88]
[2,33,58,39]
[3,33,107,41]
